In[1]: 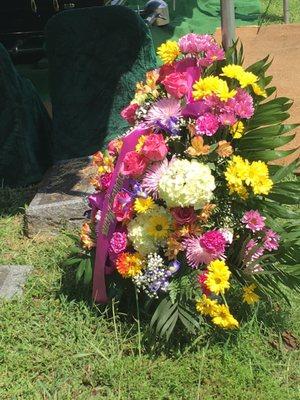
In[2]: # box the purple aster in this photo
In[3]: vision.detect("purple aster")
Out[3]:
[141,158,169,199]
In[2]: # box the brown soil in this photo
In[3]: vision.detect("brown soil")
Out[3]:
[215,24,300,166]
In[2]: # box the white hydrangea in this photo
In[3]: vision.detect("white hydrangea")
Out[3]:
[158,159,215,209]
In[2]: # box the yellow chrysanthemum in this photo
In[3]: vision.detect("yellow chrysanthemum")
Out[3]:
[221,64,245,79]
[157,40,180,64]
[230,121,245,139]
[147,214,170,239]
[238,71,258,88]
[116,252,144,278]
[242,284,260,305]
[212,304,239,329]
[196,295,219,317]
[221,64,258,88]
[193,76,236,101]
[135,135,147,153]
[247,161,273,195]
[252,83,267,98]
[134,197,155,213]
[206,260,231,295]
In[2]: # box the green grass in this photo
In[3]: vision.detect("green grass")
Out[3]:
[0,189,299,399]
[261,0,300,24]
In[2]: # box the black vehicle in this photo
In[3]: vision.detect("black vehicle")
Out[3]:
[0,0,107,62]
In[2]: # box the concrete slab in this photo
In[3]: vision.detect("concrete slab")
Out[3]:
[25,157,96,237]
[0,265,33,300]
[215,24,300,166]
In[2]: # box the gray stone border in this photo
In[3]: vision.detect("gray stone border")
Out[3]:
[0,265,33,300]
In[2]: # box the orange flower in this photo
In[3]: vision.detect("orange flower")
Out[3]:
[116,252,143,278]
[166,235,184,260]
[188,123,197,137]
[217,140,233,157]
[92,151,104,166]
[187,136,210,157]
[90,176,101,190]
[198,203,216,223]
[80,223,96,251]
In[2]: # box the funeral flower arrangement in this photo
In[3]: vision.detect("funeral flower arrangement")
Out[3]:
[70,34,300,340]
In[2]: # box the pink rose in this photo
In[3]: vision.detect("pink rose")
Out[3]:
[158,63,175,83]
[171,207,197,225]
[141,134,168,161]
[121,151,148,178]
[112,192,133,222]
[162,72,189,99]
[100,172,112,190]
[120,103,139,124]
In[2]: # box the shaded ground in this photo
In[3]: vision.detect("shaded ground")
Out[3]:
[216,24,300,165]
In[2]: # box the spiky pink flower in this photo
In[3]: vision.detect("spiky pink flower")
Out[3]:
[141,158,169,199]
[263,229,280,251]
[241,210,266,232]
[183,237,215,268]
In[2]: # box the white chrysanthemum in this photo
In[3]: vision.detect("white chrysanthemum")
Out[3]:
[158,159,215,209]
[127,206,171,256]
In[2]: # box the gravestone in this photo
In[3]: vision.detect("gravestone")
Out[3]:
[25,157,96,237]
[0,265,33,299]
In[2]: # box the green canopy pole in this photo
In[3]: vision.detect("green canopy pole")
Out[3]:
[220,0,236,50]
[283,0,290,23]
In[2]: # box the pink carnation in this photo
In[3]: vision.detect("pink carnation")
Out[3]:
[263,229,280,251]
[241,210,266,232]
[178,33,213,53]
[121,151,148,178]
[200,230,226,257]
[162,72,189,99]
[184,237,215,268]
[196,113,219,136]
[112,191,133,222]
[109,231,128,254]
[141,133,168,161]
[232,89,254,119]
[121,103,139,124]
[218,113,237,126]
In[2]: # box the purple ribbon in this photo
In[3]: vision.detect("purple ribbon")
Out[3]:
[92,126,148,303]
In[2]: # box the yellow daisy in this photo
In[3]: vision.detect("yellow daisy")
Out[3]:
[242,284,260,305]
[212,304,239,329]
[147,214,170,239]
[196,295,219,317]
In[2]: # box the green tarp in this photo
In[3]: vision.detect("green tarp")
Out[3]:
[45,6,156,162]
[128,0,261,50]
[0,44,53,188]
